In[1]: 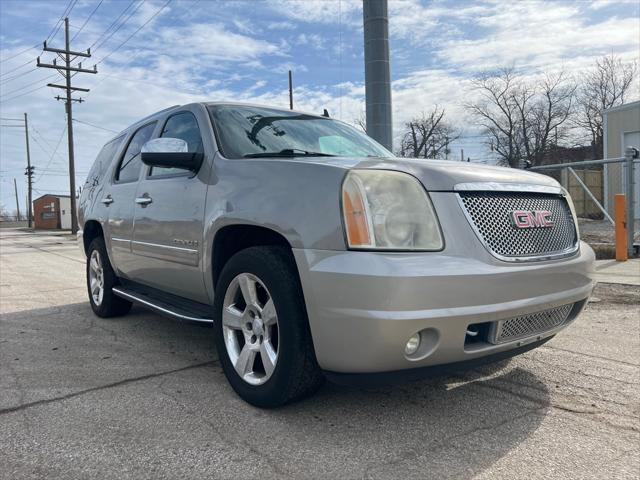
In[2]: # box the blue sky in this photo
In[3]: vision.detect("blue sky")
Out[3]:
[0,0,639,213]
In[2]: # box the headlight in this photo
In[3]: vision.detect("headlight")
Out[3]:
[341,169,443,250]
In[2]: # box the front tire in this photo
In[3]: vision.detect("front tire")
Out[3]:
[86,237,132,317]
[214,246,324,407]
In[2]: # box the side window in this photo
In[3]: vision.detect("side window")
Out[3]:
[115,122,156,183]
[150,112,203,177]
[86,135,124,187]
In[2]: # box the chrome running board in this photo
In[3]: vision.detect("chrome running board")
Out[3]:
[112,286,214,325]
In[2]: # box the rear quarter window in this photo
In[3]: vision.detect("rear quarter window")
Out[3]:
[85,135,124,187]
[115,122,157,183]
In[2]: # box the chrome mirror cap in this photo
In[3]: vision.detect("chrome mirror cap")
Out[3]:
[141,137,188,154]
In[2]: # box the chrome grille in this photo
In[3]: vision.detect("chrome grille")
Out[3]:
[488,304,574,344]
[458,192,578,260]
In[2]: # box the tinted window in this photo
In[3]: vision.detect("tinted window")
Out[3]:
[86,135,124,187]
[150,112,203,176]
[116,122,156,183]
[208,105,393,160]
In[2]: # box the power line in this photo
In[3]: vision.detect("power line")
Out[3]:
[0,0,82,93]
[0,73,58,99]
[0,59,34,78]
[83,0,173,96]
[29,133,55,159]
[0,84,50,104]
[30,123,68,160]
[47,0,79,43]
[35,125,67,183]
[0,45,39,64]
[72,118,119,133]
[88,0,137,49]
[91,0,140,51]
[71,0,104,42]
[0,67,39,86]
[96,0,172,65]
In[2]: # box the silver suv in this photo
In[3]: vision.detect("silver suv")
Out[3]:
[78,102,595,407]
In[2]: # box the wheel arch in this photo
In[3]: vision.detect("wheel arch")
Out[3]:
[211,224,293,291]
[82,219,104,255]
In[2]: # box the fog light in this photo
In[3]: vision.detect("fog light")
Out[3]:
[405,333,421,355]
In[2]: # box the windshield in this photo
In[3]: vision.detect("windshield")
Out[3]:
[208,105,393,159]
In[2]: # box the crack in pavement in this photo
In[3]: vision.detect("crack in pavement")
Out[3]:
[156,376,290,478]
[541,345,640,367]
[363,405,547,479]
[468,376,639,433]
[0,361,217,416]
[17,242,85,264]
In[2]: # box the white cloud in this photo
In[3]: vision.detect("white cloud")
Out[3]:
[437,4,640,73]
[296,33,325,50]
[159,23,282,62]
[268,0,361,26]
[267,21,297,30]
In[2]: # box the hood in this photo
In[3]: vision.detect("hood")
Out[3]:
[331,157,560,191]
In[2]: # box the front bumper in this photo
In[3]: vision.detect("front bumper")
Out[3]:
[293,241,595,374]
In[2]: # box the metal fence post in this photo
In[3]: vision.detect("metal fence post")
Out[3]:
[560,168,568,190]
[625,147,638,257]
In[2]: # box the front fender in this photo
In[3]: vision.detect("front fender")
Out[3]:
[201,154,349,300]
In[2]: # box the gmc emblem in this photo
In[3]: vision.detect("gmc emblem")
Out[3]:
[510,210,555,229]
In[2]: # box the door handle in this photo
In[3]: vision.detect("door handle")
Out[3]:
[101,195,113,205]
[135,195,152,206]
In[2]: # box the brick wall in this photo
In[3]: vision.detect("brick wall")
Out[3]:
[33,195,61,229]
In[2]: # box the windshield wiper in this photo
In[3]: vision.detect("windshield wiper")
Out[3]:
[243,148,336,158]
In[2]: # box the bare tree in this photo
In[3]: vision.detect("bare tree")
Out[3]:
[465,68,521,167]
[0,203,11,221]
[466,67,576,168]
[398,106,459,159]
[515,72,576,165]
[353,111,367,133]
[575,54,637,158]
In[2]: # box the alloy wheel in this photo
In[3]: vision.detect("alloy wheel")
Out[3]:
[222,273,279,385]
[89,249,104,306]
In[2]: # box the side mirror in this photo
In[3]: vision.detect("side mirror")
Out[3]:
[141,138,203,171]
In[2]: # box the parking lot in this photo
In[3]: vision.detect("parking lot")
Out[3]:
[1,228,638,479]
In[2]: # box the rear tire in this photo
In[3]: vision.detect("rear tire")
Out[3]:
[214,246,324,407]
[86,237,132,318]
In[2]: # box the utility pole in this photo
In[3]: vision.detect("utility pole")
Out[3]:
[13,178,21,221]
[288,70,293,110]
[445,136,449,160]
[363,0,392,151]
[460,149,464,162]
[23,112,33,228]
[36,17,96,234]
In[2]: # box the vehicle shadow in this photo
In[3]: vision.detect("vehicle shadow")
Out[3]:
[274,363,549,478]
[1,302,551,479]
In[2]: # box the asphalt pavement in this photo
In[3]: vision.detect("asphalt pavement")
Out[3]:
[1,228,638,479]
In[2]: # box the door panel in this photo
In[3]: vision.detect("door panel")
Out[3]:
[130,240,199,266]
[130,108,210,303]
[104,122,157,277]
[104,182,139,277]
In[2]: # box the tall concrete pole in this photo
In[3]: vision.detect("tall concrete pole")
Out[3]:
[363,0,393,152]
[288,70,293,110]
